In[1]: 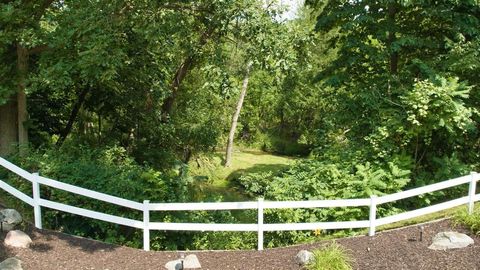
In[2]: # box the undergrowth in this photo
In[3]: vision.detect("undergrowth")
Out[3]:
[306,241,353,270]
[454,208,480,235]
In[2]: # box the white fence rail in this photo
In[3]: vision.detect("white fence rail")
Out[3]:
[0,157,478,251]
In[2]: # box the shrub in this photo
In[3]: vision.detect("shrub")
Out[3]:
[1,144,185,248]
[306,242,353,270]
[454,208,480,235]
[238,159,410,246]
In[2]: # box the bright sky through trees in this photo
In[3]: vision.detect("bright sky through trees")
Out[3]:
[279,0,304,20]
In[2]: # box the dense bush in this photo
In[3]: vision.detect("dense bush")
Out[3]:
[2,145,177,247]
[0,144,263,250]
[238,158,411,246]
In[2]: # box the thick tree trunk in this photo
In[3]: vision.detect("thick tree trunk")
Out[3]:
[16,44,29,149]
[225,62,252,167]
[0,98,18,156]
[56,87,89,146]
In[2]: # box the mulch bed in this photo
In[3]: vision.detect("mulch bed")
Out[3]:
[1,219,479,270]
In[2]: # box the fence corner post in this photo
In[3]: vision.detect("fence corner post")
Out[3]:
[143,200,150,251]
[32,172,42,229]
[369,195,377,236]
[257,197,264,251]
[468,172,477,214]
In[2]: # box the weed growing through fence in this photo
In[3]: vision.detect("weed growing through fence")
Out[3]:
[306,241,353,270]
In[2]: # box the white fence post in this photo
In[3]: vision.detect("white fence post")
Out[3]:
[32,172,42,229]
[468,172,477,214]
[257,198,264,251]
[369,195,377,236]
[143,200,150,251]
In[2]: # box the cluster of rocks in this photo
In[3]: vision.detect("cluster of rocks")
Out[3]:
[1,208,31,270]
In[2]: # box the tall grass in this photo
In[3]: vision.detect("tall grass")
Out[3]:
[306,242,353,270]
[454,208,480,235]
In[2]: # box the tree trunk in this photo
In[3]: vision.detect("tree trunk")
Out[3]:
[16,44,29,150]
[56,87,89,146]
[0,97,18,156]
[225,62,252,167]
[161,56,195,118]
[161,30,213,120]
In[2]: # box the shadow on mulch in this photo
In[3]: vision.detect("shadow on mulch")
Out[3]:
[27,226,118,254]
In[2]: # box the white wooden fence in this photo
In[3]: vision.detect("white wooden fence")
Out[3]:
[0,157,478,251]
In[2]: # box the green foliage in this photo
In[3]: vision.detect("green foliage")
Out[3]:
[2,144,177,247]
[306,242,353,270]
[238,159,410,246]
[403,77,475,135]
[454,208,480,235]
[1,0,480,252]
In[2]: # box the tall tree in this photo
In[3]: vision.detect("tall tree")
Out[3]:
[225,62,252,167]
[222,2,302,166]
[0,0,54,155]
[310,0,480,177]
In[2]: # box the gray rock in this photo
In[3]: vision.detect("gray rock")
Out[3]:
[165,254,201,270]
[0,257,23,270]
[428,231,474,250]
[295,250,314,266]
[0,209,22,231]
[4,230,32,248]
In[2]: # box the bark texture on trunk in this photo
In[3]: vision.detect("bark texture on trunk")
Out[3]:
[0,97,18,156]
[225,62,252,167]
[17,44,29,148]
[0,1,53,156]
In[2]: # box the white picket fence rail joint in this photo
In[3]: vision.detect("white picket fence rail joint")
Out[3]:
[0,157,478,251]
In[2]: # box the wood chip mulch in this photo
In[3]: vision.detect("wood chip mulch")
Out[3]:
[1,219,479,270]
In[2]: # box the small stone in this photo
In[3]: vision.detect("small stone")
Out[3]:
[4,230,32,248]
[0,257,23,270]
[0,209,22,231]
[295,250,314,266]
[164,260,181,270]
[165,254,201,270]
[428,231,474,250]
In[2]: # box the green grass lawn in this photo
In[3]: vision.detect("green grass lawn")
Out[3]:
[188,149,296,201]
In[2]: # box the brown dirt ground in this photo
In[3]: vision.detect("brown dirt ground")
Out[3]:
[1,219,479,270]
